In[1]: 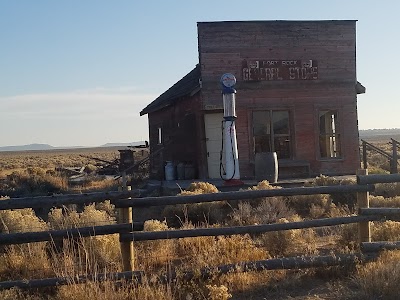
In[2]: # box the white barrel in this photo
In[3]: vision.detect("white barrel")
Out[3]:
[165,161,175,180]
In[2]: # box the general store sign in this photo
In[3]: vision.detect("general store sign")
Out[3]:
[242,60,318,81]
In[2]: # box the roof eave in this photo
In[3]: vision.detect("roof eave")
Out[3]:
[356,81,366,94]
[140,87,200,116]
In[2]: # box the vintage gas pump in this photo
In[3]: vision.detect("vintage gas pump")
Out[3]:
[220,73,243,185]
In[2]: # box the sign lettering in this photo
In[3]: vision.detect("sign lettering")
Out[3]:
[242,60,318,81]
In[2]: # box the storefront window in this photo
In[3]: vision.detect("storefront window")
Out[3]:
[253,110,291,159]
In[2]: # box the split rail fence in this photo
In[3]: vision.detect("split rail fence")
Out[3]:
[1,169,400,289]
[361,138,400,174]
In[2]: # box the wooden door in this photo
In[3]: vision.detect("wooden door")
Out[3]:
[204,113,224,179]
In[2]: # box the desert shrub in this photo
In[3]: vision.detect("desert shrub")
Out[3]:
[164,182,227,225]
[374,182,400,198]
[56,279,174,300]
[206,284,232,300]
[308,202,351,219]
[370,195,400,207]
[307,175,357,210]
[48,203,115,229]
[0,288,42,300]
[181,182,219,194]
[164,202,228,226]
[248,180,279,191]
[95,200,116,218]
[257,215,317,257]
[136,220,174,270]
[0,243,52,281]
[176,226,268,268]
[229,198,294,226]
[47,204,120,270]
[79,176,119,192]
[0,208,47,233]
[0,207,51,280]
[336,223,359,252]
[367,165,389,175]
[352,250,400,300]
[244,180,282,206]
[0,168,67,197]
[83,164,97,173]
[372,221,400,241]
[288,193,330,217]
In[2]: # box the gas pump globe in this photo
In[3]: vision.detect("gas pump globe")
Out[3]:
[220,73,242,185]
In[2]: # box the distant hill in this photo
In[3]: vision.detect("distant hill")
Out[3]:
[359,128,400,142]
[0,141,148,152]
[0,143,55,152]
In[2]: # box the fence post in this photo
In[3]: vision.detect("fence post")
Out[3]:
[118,171,134,271]
[362,141,368,170]
[357,169,371,244]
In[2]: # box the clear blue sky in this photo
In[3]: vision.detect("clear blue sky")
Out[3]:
[0,0,399,147]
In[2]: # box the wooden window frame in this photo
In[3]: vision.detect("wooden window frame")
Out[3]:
[251,109,292,160]
[318,109,342,159]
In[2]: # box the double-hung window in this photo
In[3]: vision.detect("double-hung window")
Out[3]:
[253,110,291,159]
[319,110,341,158]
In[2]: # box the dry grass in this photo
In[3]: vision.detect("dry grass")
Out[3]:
[370,195,400,207]
[257,215,317,257]
[350,250,400,300]
[374,182,400,198]
[2,173,400,299]
[0,147,148,197]
[0,147,120,171]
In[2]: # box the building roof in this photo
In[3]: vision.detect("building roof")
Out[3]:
[197,20,358,25]
[140,65,201,116]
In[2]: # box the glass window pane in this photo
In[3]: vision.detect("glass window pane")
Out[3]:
[274,136,290,159]
[253,111,271,135]
[273,111,289,134]
[254,135,272,153]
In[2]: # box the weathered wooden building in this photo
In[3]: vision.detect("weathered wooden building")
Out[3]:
[140,20,365,180]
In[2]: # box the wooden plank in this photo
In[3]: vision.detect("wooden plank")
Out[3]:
[0,270,143,290]
[360,208,400,216]
[115,184,374,208]
[120,215,377,242]
[0,190,139,210]
[0,253,370,290]
[0,223,142,245]
[357,173,400,185]
[361,241,400,253]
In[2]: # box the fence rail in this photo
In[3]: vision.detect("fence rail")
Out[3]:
[361,139,399,173]
[0,253,371,290]
[0,171,400,290]
[0,190,139,210]
[120,215,377,242]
